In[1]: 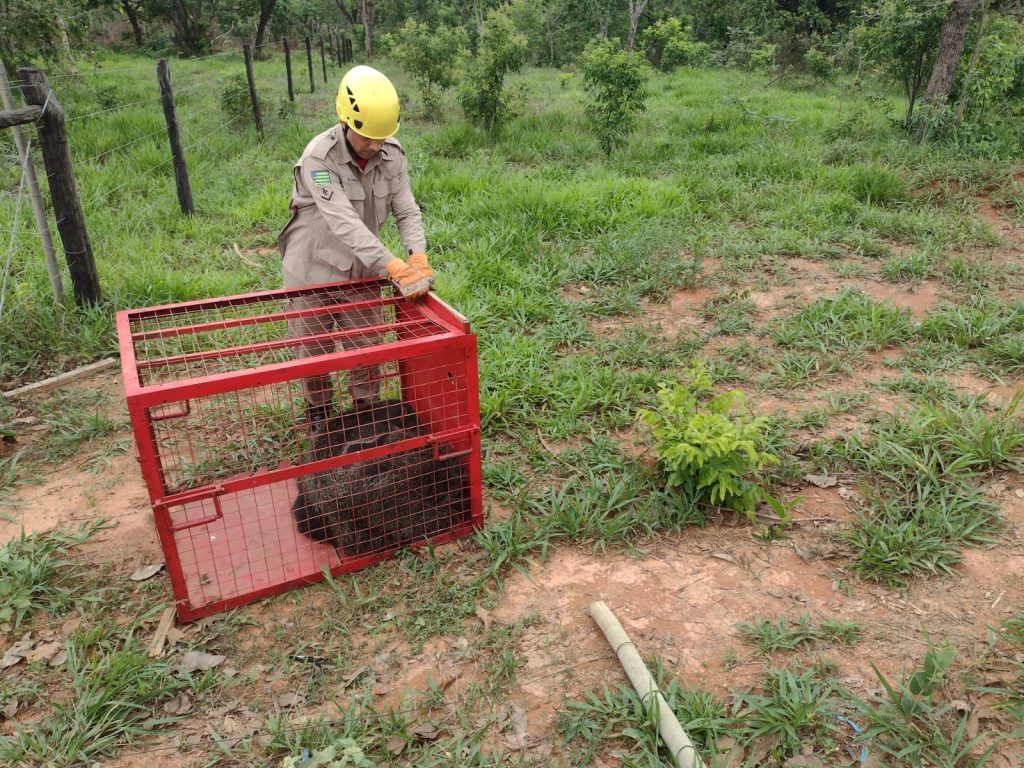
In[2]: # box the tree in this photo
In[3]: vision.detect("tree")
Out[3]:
[1,0,64,69]
[390,19,468,114]
[580,36,648,154]
[458,7,527,134]
[641,16,710,70]
[141,0,225,54]
[920,0,978,117]
[254,0,278,54]
[857,0,949,128]
[626,0,651,52]
[121,0,145,46]
[361,0,374,56]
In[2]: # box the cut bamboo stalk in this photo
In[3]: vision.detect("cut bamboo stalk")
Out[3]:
[589,600,707,768]
[1,357,116,399]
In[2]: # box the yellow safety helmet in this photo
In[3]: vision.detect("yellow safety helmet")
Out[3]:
[335,65,400,140]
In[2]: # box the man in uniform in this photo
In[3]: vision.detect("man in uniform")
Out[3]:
[279,65,434,430]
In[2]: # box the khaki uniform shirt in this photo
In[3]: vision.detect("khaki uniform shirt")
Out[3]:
[278,126,426,288]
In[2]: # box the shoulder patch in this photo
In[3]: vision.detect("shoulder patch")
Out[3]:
[310,169,331,186]
[309,130,339,161]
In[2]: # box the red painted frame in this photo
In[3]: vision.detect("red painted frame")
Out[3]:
[117,280,482,621]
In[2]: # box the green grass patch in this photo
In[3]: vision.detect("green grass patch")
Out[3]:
[737,615,862,654]
[0,521,107,632]
[0,621,191,766]
[773,289,915,353]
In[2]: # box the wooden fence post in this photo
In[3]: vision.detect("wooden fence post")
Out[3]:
[17,67,101,305]
[156,60,194,216]
[327,32,334,65]
[242,44,264,138]
[283,36,294,102]
[305,35,315,93]
[0,61,64,304]
[334,31,342,67]
[319,35,327,84]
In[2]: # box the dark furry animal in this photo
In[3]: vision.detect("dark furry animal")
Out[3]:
[292,399,471,557]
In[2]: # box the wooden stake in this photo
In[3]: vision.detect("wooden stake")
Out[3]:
[305,35,315,94]
[156,60,194,216]
[242,44,264,138]
[0,61,63,303]
[283,37,294,102]
[17,67,101,305]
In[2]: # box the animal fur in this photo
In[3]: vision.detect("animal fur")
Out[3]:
[292,399,471,556]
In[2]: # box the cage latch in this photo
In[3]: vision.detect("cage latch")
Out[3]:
[156,484,226,531]
[149,399,191,422]
[428,428,477,462]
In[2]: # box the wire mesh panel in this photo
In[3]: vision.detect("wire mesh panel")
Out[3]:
[118,279,482,620]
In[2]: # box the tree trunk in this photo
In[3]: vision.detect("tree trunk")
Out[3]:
[335,0,358,27]
[626,0,649,52]
[360,0,374,58]
[922,0,978,110]
[254,0,276,59]
[122,1,143,47]
[956,0,988,120]
[54,14,78,74]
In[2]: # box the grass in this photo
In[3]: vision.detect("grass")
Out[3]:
[829,393,1023,585]
[737,615,862,654]
[0,520,107,631]
[0,619,191,767]
[772,289,916,353]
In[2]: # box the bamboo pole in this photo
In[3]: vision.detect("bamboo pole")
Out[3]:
[589,601,707,768]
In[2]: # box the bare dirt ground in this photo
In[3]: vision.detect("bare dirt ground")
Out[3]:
[3,191,1024,766]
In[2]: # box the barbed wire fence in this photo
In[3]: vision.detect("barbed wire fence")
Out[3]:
[0,25,356,316]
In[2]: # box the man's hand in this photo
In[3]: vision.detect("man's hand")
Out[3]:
[386,257,433,299]
[407,253,434,282]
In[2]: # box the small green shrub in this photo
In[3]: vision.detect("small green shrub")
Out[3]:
[580,37,649,156]
[219,74,255,127]
[637,361,777,520]
[802,46,834,80]
[390,19,468,116]
[458,8,527,134]
[641,17,710,71]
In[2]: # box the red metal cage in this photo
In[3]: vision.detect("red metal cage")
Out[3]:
[118,279,482,621]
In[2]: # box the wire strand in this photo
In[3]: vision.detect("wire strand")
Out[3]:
[0,138,31,318]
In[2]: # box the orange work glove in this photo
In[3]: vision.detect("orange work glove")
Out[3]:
[386,257,433,299]
[407,253,435,282]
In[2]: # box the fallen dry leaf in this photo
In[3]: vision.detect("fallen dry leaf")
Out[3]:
[276,691,304,708]
[129,563,165,581]
[1,633,34,669]
[386,734,407,755]
[785,757,825,768]
[163,692,194,715]
[1,698,18,719]
[475,606,491,629]
[410,722,440,740]
[25,640,62,664]
[174,651,226,674]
